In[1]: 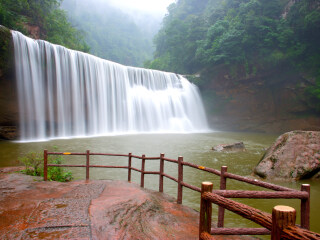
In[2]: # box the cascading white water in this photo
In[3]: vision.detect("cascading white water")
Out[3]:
[12,30,209,141]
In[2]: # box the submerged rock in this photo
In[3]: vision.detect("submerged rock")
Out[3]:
[254,131,320,180]
[212,142,246,152]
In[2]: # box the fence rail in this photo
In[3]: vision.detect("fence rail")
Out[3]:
[199,182,320,240]
[43,149,314,239]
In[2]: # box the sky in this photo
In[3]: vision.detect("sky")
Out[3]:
[108,0,176,16]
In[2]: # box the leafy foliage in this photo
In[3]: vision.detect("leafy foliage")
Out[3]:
[19,150,73,182]
[0,0,89,52]
[46,155,73,182]
[19,151,43,176]
[146,0,320,110]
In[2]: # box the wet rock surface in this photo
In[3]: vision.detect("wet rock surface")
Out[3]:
[90,181,199,240]
[254,131,320,180]
[0,126,18,140]
[212,142,246,152]
[0,168,255,239]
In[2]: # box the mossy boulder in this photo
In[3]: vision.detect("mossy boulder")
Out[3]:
[254,131,320,180]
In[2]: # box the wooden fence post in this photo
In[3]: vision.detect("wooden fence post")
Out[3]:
[218,166,227,228]
[159,153,164,192]
[301,184,310,230]
[177,156,183,204]
[86,150,90,181]
[271,205,296,240]
[128,153,132,182]
[199,182,213,239]
[44,149,48,181]
[140,154,145,188]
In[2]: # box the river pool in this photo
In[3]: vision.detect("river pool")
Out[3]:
[0,132,319,237]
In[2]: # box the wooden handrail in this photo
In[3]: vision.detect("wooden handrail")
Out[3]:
[211,228,270,235]
[43,149,312,237]
[224,172,293,191]
[200,183,320,240]
[212,190,309,199]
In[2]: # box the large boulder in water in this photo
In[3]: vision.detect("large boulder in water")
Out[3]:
[254,131,320,180]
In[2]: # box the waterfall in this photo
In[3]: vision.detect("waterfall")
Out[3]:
[12,31,209,141]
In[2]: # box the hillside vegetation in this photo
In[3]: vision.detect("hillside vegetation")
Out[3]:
[145,0,320,112]
[0,0,89,52]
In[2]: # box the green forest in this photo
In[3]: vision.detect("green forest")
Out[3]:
[0,0,319,110]
[0,0,89,52]
[145,0,320,111]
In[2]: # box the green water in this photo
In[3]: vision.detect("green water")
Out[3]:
[1,132,319,236]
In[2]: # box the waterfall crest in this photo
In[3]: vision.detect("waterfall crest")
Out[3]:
[12,31,209,141]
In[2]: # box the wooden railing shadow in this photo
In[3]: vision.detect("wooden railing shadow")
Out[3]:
[43,150,318,239]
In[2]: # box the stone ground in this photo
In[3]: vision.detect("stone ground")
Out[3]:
[0,167,257,240]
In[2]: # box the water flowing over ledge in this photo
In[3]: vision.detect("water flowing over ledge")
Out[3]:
[12,31,209,142]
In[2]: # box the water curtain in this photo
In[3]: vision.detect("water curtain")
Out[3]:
[12,31,208,141]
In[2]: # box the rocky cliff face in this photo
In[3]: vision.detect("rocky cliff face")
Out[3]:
[0,26,19,139]
[199,64,320,133]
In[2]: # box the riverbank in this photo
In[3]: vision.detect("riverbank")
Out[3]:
[0,167,255,239]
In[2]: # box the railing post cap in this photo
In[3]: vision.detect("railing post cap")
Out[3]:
[273,205,295,212]
[202,181,213,186]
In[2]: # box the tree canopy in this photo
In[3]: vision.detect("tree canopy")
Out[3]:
[0,0,89,52]
[145,0,320,110]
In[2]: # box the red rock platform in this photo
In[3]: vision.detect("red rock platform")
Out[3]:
[0,168,256,239]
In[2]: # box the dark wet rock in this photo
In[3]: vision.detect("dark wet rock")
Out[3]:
[0,26,18,131]
[0,126,18,140]
[254,131,320,180]
[212,142,246,152]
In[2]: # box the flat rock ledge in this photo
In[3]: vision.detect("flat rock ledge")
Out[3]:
[0,168,254,240]
[254,130,320,180]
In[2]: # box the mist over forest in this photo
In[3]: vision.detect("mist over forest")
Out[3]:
[61,0,162,67]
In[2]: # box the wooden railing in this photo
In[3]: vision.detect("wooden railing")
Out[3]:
[199,182,320,240]
[43,149,313,238]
